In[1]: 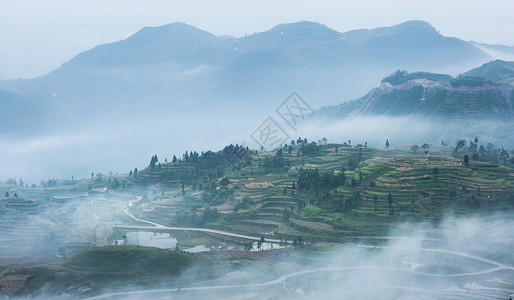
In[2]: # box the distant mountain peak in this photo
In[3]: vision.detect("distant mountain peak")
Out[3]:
[376,20,439,37]
[396,20,436,30]
[269,21,342,40]
[131,21,216,42]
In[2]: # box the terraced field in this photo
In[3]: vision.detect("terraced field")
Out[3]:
[1,142,513,261]
[106,143,514,242]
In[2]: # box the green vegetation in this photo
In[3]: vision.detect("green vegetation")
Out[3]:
[463,59,514,83]
[382,70,452,85]
[64,245,203,276]
[451,75,493,87]
[0,139,513,298]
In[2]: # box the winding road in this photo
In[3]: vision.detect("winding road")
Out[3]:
[113,193,284,243]
[79,192,514,300]
[84,262,514,300]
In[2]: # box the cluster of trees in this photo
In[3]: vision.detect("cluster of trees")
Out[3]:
[201,175,233,205]
[299,142,321,156]
[223,144,252,162]
[410,143,430,153]
[41,179,58,187]
[292,137,309,145]
[149,155,159,168]
[107,178,124,189]
[183,151,201,162]
[4,192,18,197]
[297,168,361,212]
[263,149,289,173]
[297,168,346,191]
[348,148,363,171]
[4,178,26,186]
[453,137,514,166]
[172,206,220,227]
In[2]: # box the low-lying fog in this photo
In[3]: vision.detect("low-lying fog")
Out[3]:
[1,112,512,185]
[81,213,514,300]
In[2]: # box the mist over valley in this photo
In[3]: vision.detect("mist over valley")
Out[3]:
[1,14,514,300]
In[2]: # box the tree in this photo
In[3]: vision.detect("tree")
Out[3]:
[455,139,466,152]
[464,154,469,166]
[149,155,158,168]
[411,145,419,153]
[4,192,9,197]
[387,193,393,208]
[478,145,486,155]
[385,139,390,149]
[258,236,265,250]
[472,152,479,160]
[172,155,178,163]
[13,193,17,198]
[373,195,378,211]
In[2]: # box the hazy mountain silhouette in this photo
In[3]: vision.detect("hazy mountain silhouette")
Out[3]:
[0,20,496,136]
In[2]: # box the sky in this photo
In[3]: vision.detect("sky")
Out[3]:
[0,0,513,79]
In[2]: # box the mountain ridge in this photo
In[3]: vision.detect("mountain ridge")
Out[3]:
[0,19,500,138]
[317,60,514,120]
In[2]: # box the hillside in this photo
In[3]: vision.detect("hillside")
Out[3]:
[0,246,212,298]
[96,141,514,239]
[463,59,514,83]
[2,140,512,256]
[0,88,57,135]
[0,140,513,298]
[317,61,514,121]
[64,245,203,275]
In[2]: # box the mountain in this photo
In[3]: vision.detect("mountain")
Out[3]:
[0,21,506,182]
[462,59,514,83]
[317,61,514,120]
[0,20,494,128]
[470,42,514,62]
[0,88,58,135]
